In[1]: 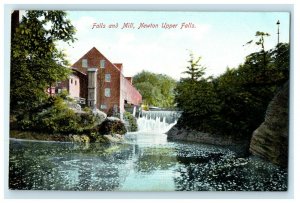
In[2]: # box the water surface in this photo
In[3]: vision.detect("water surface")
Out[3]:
[9,132,287,191]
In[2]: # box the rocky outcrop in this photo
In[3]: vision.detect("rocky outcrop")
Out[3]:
[167,126,250,156]
[250,82,289,167]
[98,117,127,136]
[92,108,107,125]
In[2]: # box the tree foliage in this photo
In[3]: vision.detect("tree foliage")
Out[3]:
[183,53,206,82]
[175,43,289,139]
[133,70,177,108]
[175,54,219,130]
[10,11,76,114]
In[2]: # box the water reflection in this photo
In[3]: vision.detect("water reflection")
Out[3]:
[9,133,287,191]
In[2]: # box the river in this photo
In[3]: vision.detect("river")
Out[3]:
[9,111,287,191]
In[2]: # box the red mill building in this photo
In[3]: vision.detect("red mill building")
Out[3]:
[56,47,142,114]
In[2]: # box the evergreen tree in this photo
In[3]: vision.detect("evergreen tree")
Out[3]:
[175,53,219,130]
[174,43,289,138]
[183,53,206,82]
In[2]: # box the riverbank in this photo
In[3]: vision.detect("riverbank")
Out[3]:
[10,130,124,144]
[167,126,250,156]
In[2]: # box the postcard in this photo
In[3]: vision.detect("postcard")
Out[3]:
[9,10,290,192]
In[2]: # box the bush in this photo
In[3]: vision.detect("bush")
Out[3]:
[31,97,82,134]
[13,95,128,141]
[123,111,138,132]
[15,96,97,135]
[98,118,127,135]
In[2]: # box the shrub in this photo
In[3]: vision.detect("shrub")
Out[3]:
[98,118,127,135]
[32,96,82,134]
[123,111,138,132]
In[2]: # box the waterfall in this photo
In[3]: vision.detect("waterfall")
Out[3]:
[137,110,180,134]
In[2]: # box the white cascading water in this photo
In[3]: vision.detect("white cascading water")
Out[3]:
[137,111,180,134]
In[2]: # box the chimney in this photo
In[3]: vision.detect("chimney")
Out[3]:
[114,63,123,73]
[87,68,98,108]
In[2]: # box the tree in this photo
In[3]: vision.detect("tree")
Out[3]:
[133,70,176,108]
[244,31,271,68]
[183,53,206,82]
[10,11,76,113]
[174,43,289,138]
[254,31,270,52]
[174,53,219,130]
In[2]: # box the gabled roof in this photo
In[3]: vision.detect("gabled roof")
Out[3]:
[113,63,123,72]
[71,67,87,76]
[71,47,122,74]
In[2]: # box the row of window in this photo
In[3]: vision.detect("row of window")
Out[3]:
[82,59,106,68]
[70,74,111,83]
[100,104,118,110]
[70,79,77,85]
[69,78,111,97]
[104,88,111,97]
[105,74,111,82]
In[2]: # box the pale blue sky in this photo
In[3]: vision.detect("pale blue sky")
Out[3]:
[58,11,290,80]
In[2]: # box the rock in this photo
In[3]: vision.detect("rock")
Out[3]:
[66,100,82,112]
[70,134,90,143]
[167,126,249,156]
[167,126,219,145]
[106,116,121,121]
[92,108,107,125]
[98,118,127,135]
[103,134,124,143]
[249,82,289,167]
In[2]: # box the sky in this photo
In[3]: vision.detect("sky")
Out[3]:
[57,11,290,80]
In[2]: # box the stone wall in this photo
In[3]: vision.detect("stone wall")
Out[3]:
[167,126,250,156]
[249,82,289,167]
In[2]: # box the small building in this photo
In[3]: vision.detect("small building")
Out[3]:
[57,47,142,114]
[55,69,87,104]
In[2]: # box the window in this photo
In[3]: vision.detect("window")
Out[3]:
[82,59,88,68]
[100,60,106,68]
[113,105,118,113]
[75,80,77,85]
[71,79,73,84]
[100,104,107,109]
[105,88,111,97]
[105,74,111,82]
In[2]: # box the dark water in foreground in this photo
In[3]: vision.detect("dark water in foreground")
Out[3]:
[9,132,287,191]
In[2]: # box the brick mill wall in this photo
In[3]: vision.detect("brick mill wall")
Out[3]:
[70,47,142,114]
[71,47,121,113]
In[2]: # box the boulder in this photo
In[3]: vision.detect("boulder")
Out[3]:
[66,100,82,112]
[98,117,127,135]
[249,82,289,167]
[92,108,107,125]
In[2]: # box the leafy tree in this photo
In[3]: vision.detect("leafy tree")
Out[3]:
[174,42,289,139]
[10,11,76,114]
[133,70,176,108]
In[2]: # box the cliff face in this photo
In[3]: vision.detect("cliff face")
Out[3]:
[250,82,289,167]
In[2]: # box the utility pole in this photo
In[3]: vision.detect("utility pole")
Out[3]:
[276,20,280,45]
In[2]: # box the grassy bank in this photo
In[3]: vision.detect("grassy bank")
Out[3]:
[10,130,124,144]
